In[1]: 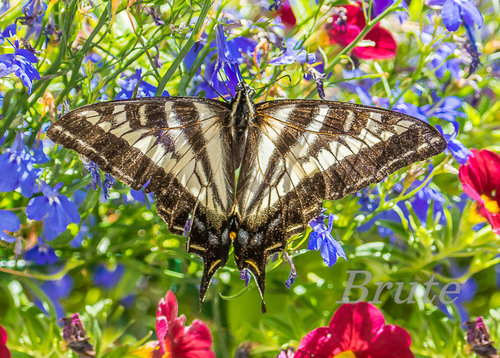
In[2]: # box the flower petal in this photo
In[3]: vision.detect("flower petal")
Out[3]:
[365,324,413,357]
[441,0,462,31]
[328,302,386,352]
[353,26,397,59]
[295,327,341,357]
[26,196,50,220]
[459,0,483,28]
[0,210,20,232]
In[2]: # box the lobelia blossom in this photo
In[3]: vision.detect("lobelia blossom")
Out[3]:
[427,0,483,32]
[458,149,500,234]
[26,182,80,235]
[0,210,20,243]
[212,24,245,97]
[115,68,169,100]
[0,324,11,358]
[36,274,74,319]
[101,173,115,201]
[269,37,316,65]
[0,132,46,197]
[0,40,40,93]
[134,290,215,358]
[295,302,414,358]
[436,122,471,164]
[327,4,397,60]
[18,0,47,39]
[0,24,16,44]
[24,238,58,265]
[308,211,347,267]
[372,0,409,23]
[93,264,125,290]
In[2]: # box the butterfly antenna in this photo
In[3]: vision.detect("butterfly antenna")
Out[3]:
[201,74,229,102]
[254,74,292,92]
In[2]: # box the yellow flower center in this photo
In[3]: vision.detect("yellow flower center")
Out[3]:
[469,202,486,225]
[481,194,500,214]
[334,351,357,358]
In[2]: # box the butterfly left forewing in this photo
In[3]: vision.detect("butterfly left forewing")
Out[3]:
[233,100,447,295]
[48,97,235,300]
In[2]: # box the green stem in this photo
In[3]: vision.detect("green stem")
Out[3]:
[155,0,212,95]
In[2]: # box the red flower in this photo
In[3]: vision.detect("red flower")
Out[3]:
[295,302,414,358]
[458,149,500,234]
[276,0,297,28]
[327,4,396,60]
[0,325,11,358]
[134,291,215,358]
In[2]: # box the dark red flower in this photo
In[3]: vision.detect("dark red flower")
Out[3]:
[295,302,414,358]
[276,0,296,28]
[0,324,11,358]
[327,4,396,60]
[134,291,215,358]
[458,149,500,234]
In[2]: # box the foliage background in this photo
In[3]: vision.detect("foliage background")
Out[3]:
[0,0,499,357]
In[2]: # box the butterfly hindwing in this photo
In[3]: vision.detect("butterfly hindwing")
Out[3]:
[233,100,447,293]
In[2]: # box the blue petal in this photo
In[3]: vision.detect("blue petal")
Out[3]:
[0,230,16,243]
[0,210,20,231]
[26,196,50,220]
[57,195,80,223]
[441,0,462,31]
[307,232,321,251]
[320,239,338,267]
[459,0,483,28]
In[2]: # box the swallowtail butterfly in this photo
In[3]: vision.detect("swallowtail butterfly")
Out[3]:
[48,81,446,304]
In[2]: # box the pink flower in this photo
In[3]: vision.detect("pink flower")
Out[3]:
[328,4,397,60]
[295,302,414,358]
[134,291,215,358]
[458,149,500,234]
[0,324,11,358]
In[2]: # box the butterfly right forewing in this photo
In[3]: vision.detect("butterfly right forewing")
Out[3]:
[231,99,447,296]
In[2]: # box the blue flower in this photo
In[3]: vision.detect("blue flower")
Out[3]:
[0,24,16,44]
[422,95,466,122]
[115,68,169,99]
[436,122,471,164]
[212,24,245,97]
[24,238,58,265]
[0,0,10,15]
[430,42,460,79]
[283,252,297,288]
[0,40,40,93]
[0,209,20,243]
[101,173,115,201]
[93,264,125,290]
[428,0,483,32]
[308,212,347,267]
[269,0,284,11]
[19,0,47,39]
[240,268,251,287]
[338,68,375,105]
[26,182,80,235]
[36,274,73,319]
[269,37,316,66]
[0,132,43,197]
[372,0,408,23]
[127,188,154,207]
[82,158,101,190]
[408,180,447,226]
